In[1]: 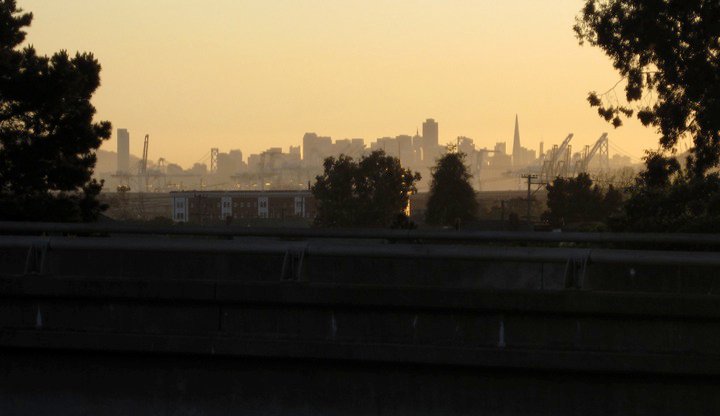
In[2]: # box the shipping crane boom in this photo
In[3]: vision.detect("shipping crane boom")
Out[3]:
[540,133,574,181]
[140,134,150,175]
[575,133,609,174]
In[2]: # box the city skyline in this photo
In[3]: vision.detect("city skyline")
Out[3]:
[21,0,666,167]
[109,115,631,172]
[102,115,632,195]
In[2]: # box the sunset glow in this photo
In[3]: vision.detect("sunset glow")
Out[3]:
[22,0,660,167]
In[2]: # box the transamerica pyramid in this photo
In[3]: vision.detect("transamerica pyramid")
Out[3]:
[512,114,521,167]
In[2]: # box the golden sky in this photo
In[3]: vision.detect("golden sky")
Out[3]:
[21,0,666,168]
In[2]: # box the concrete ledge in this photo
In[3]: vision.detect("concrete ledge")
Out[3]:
[2,329,720,376]
[2,276,720,375]
[3,275,720,319]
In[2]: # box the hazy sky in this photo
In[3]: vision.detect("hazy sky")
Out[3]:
[21,0,666,168]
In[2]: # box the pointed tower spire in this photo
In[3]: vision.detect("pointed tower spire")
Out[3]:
[512,114,521,167]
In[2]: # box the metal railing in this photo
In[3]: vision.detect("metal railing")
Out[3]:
[1,221,720,247]
[2,235,720,268]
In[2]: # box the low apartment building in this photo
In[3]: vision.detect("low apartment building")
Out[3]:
[170,190,316,224]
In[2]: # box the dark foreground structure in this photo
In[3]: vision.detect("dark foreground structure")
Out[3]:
[2,223,720,415]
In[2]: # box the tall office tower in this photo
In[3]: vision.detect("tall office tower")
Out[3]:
[116,128,130,173]
[422,118,439,162]
[512,115,521,167]
[396,135,413,165]
[334,139,352,156]
[302,132,319,167]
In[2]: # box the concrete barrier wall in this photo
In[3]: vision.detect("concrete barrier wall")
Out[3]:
[3,276,720,373]
[1,237,719,294]
[3,234,720,415]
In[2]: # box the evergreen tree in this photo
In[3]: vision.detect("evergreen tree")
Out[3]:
[0,0,111,221]
[425,150,478,226]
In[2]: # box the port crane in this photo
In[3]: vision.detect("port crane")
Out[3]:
[574,133,609,174]
[540,133,573,182]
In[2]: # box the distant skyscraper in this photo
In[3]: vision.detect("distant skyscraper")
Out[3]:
[422,118,439,148]
[512,115,521,167]
[117,128,130,173]
[302,132,321,167]
[422,118,439,162]
[302,132,318,161]
[396,135,413,165]
[302,132,332,168]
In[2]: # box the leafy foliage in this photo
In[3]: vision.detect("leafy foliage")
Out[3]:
[542,173,623,228]
[575,0,720,176]
[425,151,478,226]
[311,150,421,228]
[0,0,111,221]
[615,152,720,232]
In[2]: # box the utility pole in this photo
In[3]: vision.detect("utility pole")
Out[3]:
[521,174,538,225]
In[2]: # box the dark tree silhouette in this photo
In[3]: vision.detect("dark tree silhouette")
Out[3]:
[0,1,111,221]
[617,158,720,233]
[310,155,357,227]
[575,1,720,177]
[543,173,622,228]
[311,150,420,228]
[425,150,478,226]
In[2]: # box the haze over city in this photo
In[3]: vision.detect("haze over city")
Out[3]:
[21,0,663,168]
[5,0,720,413]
